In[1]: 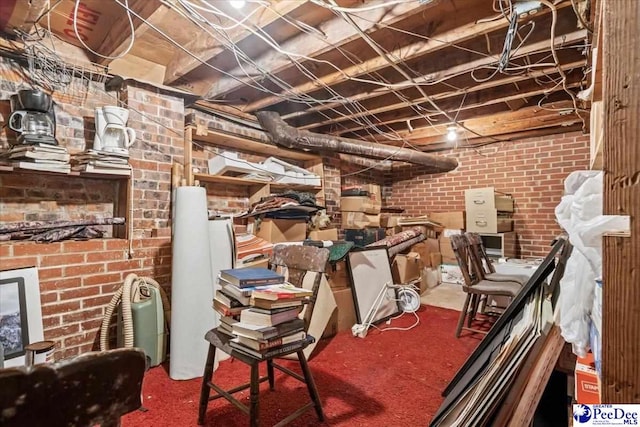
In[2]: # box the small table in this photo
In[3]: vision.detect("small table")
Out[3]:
[197,329,324,427]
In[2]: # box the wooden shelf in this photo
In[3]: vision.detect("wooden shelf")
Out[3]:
[0,165,131,180]
[0,165,131,239]
[188,125,320,161]
[193,173,321,191]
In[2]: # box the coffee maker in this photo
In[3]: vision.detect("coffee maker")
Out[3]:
[94,106,136,155]
[8,90,57,145]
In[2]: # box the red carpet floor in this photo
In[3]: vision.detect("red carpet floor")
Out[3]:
[123,305,481,427]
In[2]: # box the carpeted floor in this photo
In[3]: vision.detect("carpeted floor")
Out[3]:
[123,305,481,427]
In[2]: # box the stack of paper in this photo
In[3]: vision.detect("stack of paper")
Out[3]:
[3,144,71,173]
[71,150,131,176]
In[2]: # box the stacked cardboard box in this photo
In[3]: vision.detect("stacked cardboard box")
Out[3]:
[322,260,356,338]
[430,211,466,265]
[341,183,385,247]
[252,218,307,243]
[340,183,382,230]
[464,187,514,233]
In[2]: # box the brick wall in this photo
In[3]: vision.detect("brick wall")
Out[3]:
[389,132,590,257]
[1,56,184,360]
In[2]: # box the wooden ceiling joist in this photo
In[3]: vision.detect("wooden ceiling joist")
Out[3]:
[331,78,584,137]
[298,60,586,132]
[95,0,166,65]
[1,0,49,33]
[203,0,432,100]
[241,2,574,113]
[383,100,581,144]
[273,27,587,124]
[163,1,307,85]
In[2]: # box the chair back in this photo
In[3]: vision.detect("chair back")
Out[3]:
[0,348,146,427]
[466,232,496,279]
[449,234,476,289]
[270,245,330,330]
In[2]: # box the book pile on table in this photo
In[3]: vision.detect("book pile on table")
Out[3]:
[213,267,313,359]
[70,150,131,176]
[2,144,71,173]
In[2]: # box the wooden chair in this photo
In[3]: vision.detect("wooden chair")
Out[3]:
[450,234,521,338]
[465,232,529,285]
[0,348,146,427]
[198,245,330,427]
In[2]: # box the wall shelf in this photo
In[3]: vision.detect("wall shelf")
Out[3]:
[193,173,321,191]
[0,166,131,239]
[186,126,325,206]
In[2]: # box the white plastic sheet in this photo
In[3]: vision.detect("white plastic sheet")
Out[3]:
[555,171,630,356]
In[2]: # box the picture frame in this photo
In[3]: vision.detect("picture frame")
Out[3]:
[347,246,401,325]
[0,267,44,367]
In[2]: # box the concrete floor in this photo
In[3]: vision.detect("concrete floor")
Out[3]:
[421,281,466,311]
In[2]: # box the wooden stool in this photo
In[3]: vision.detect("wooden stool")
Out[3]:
[197,329,324,427]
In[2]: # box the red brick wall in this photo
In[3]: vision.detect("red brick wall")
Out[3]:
[1,56,184,360]
[389,132,590,257]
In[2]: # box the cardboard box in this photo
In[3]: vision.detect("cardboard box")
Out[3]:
[439,230,462,264]
[326,261,350,289]
[465,187,514,212]
[381,215,402,228]
[344,228,386,246]
[342,212,381,229]
[322,310,338,339]
[308,228,338,241]
[429,211,466,230]
[466,209,514,233]
[340,196,381,214]
[409,239,439,268]
[332,287,357,333]
[429,253,442,269]
[575,353,601,404]
[254,218,307,243]
[392,252,423,284]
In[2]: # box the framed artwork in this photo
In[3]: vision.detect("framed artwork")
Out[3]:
[347,246,401,325]
[0,267,44,367]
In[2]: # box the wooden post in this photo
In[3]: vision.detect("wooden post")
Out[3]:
[601,0,640,404]
[184,126,194,186]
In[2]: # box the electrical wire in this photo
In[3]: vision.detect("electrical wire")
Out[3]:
[538,0,586,130]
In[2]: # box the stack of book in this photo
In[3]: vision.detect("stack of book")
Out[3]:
[213,267,313,359]
[70,150,131,176]
[2,144,71,173]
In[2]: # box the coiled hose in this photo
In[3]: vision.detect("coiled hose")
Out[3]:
[100,273,171,351]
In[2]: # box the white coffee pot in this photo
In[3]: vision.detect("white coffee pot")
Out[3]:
[94,106,136,153]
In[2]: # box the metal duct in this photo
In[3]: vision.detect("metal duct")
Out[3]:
[256,111,458,173]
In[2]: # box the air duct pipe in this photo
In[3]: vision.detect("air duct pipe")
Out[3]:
[256,111,458,173]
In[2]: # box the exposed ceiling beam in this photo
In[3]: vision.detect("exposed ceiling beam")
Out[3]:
[325,79,584,137]
[203,0,434,100]
[377,100,581,143]
[251,28,586,118]
[95,0,167,65]
[410,123,584,153]
[242,2,573,113]
[163,1,307,85]
[299,59,586,131]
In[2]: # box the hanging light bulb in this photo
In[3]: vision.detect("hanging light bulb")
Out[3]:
[446,126,458,142]
[229,0,246,8]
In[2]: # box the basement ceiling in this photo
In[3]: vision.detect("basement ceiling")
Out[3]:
[0,0,594,151]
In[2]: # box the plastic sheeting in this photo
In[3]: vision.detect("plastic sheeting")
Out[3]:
[555,171,630,356]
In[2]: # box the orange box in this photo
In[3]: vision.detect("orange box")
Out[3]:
[575,352,601,404]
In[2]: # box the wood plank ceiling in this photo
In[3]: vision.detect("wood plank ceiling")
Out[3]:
[0,0,594,152]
